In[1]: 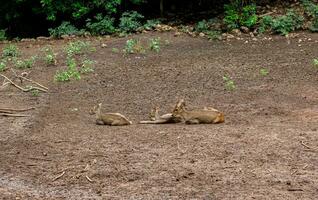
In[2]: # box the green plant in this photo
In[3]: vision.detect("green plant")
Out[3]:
[124,38,145,54]
[54,57,81,82]
[143,19,161,30]
[258,16,273,33]
[223,2,257,30]
[206,30,222,40]
[302,0,318,31]
[2,45,19,58]
[80,58,94,73]
[42,46,57,65]
[0,59,6,71]
[195,20,209,32]
[30,89,40,96]
[65,41,95,57]
[314,58,318,67]
[149,37,161,52]
[260,68,269,76]
[119,11,144,33]
[14,56,36,69]
[49,21,84,38]
[271,10,304,35]
[0,29,6,41]
[86,14,115,35]
[112,48,119,53]
[223,76,236,91]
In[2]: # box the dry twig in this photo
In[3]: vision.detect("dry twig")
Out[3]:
[0,113,30,117]
[52,171,66,182]
[0,73,48,92]
[85,175,93,183]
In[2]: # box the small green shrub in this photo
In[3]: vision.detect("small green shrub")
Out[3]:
[31,89,40,97]
[149,37,161,52]
[258,16,274,33]
[314,58,318,67]
[80,58,95,74]
[0,59,6,71]
[14,56,37,69]
[54,57,81,82]
[223,76,236,91]
[302,0,318,32]
[49,21,84,38]
[65,41,95,57]
[86,14,115,35]
[112,48,119,53]
[143,19,161,30]
[223,3,257,30]
[119,11,144,33]
[124,38,145,54]
[2,45,19,58]
[206,30,222,40]
[260,68,269,76]
[271,10,304,35]
[0,29,6,41]
[195,20,209,32]
[42,46,57,65]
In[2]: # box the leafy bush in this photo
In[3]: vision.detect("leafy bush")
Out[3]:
[80,58,95,74]
[124,38,145,54]
[302,0,318,32]
[54,57,80,82]
[49,21,83,38]
[14,56,37,69]
[119,11,144,33]
[2,45,19,58]
[258,16,274,33]
[223,2,257,30]
[195,20,209,32]
[149,37,161,52]
[64,41,95,57]
[0,30,6,41]
[271,10,304,35]
[42,46,57,65]
[86,14,115,35]
[143,19,161,30]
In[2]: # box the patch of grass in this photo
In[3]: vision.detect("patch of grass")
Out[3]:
[206,30,222,40]
[314,58,318,67]
[54,57,81,82]
[2,45,19,58]
[80,58,95,74]
[124,38,145,54]
[260,68,269,76]
[112,48,119,53]
[86,14,116,35]
[14,56,37,69]
[30,88,40,97]
[223,75,236,91]
[149,37,161,52]
[65,41,95,57]
[0,59,6,71]
[42,46,57,65]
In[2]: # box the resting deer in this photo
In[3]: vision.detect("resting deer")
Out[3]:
[139,106,182,124]
[89,103,132,126]
[172,99,225,124]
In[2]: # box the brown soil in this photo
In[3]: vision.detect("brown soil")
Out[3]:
[1,32,318,200]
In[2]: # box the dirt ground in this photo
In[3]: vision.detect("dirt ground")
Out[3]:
[0,31,318,200]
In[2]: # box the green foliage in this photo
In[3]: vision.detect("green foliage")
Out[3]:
[0,59,6,71]
[54,57,81,82]
[302,0,318,32]
[124,38,145,54]
[2,45,19,58]
[86,14,115,35]
[112,48,119,53]
[143,19,161,30]
[314,59,318,67]
[149,37,161,52]
[14,56,37,69]
[42,46,57,65]
[271,10,304,35]
[64,41,95,57]
[260,68,269,76]
[206,30,222,40]
[31,89,40,97]
[80,58,95,74]
[49,21,83,38]
[224,2,257,30]
[258,16,273,33]
[119,11,144,33]
[223,75,236,91]
[0,30,6,41]
[195,20,209,32]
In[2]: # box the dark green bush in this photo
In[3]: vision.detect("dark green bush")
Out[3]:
[86,14,115,35]
[301,0,318,32]
[119,11,144,33]
[271,10,304,35]
[0,30,6,41]
[49,21,84,38]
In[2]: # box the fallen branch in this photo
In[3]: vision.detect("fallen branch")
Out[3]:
[0,113,30,117]
[11,69,49,91]
[259,12,274,18]
[85,175,93,183]
[287,188,303,192]
[0,107,35,112]
[300,141,312,149]
[52,171,65,182]
[0,74,48,93]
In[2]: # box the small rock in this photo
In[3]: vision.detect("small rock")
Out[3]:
[249,32,255,37]
[101,43,107,48]
[231,29,242,36]
[244,40,249,44]
[174,32,181,37]
[61,35,71,40]
[308,38,312,41]
[199,32,205,37]
[21,38,36,42]
[37,36,50,40]
[240,26,249,34]
[252,38,258,41]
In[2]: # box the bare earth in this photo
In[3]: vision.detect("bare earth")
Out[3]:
[0,32,318,200]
